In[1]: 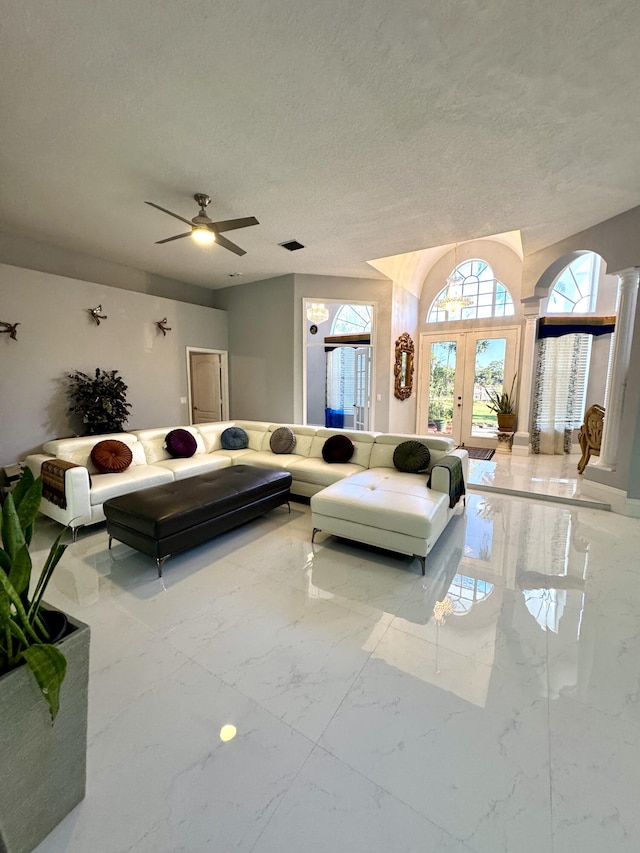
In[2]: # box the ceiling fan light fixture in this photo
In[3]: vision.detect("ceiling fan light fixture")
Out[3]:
[192,227,216,245]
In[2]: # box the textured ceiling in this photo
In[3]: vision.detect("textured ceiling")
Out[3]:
[1,1,640,290]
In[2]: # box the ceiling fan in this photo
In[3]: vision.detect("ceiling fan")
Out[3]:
[145,193,259,256]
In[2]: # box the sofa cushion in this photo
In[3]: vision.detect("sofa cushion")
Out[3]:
[322,434,355,463]
[165,428,197,458]
[46,433,142,473]
[89,466,174,506]
[369,434,454,469]
[234,451,305,471]
[155,454,232,480]
[221,426,248,450]
[311,470,449,539]
[90,439,133,474]
[287,458,364,486]
[270,426,296,454]
[393,440,431,473]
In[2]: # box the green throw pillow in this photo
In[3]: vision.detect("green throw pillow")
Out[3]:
[393,440,431,473]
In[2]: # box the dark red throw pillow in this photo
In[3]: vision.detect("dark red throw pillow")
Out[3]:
[322,434,355,463]
[165,428,198,459]
[90,439,133,474]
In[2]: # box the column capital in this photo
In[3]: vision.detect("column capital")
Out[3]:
[611,267,640,286]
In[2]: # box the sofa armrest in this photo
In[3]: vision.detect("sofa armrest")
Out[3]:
[429,448,469,497]
[24,454,92,528]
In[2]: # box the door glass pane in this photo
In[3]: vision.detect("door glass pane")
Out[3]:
[472,338,506,438]
[428,341,456,434]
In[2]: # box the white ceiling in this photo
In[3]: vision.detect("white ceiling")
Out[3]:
[2,1,639,290]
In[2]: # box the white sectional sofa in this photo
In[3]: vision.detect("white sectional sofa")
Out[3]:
[25,420,468,573]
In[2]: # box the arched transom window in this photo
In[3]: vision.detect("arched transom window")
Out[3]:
[428,259,515,323]
[331,303,372,335]
[547,253,599,313]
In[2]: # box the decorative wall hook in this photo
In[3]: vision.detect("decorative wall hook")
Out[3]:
[156,318,172,336]
[0,321,20,341]
[88,305,107,325]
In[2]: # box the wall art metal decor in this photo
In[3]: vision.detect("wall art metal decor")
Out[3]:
[155,318,172,336]
[87,305,107,326]
[0,321,20,341]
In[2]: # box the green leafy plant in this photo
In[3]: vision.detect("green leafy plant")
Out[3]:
[484,373,518,415]
[67,368,132,434]
[0,469,69,721]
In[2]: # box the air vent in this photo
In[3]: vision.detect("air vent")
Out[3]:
[279,240,305,251]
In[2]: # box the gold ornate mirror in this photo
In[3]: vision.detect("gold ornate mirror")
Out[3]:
[394,332,414,400]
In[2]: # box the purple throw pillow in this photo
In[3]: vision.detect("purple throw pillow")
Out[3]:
[322,434,355,463]
[165,429,198,459]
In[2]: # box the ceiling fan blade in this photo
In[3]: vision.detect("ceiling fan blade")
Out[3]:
[156,231,192,244]
[211,216,259,233]
[214,233,247,256]
[145,201,193,227]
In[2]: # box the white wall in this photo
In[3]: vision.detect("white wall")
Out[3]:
[388,282,419,433]
[0,264,227,463]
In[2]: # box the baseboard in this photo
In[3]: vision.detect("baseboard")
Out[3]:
[580,478,636,516]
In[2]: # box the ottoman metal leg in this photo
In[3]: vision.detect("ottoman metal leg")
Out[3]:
[156,556,168,578]
[108,535,113,550]
[311,527,320,543]
[416,555,425,575]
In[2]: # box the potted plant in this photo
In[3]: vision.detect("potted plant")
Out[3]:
[0,469,90,853]
[67,367,132,435]
[429,401,447,431]
[484,374,518,431]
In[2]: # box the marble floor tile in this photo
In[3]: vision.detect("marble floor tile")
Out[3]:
[35,659,313,853]
[319,626,552,853]
[252,747,474,853]
[550,697,640,853]
[25,463,640,853]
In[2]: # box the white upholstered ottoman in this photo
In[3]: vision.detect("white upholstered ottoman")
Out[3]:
[310,468,453,574]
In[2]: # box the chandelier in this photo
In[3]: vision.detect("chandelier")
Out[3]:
[306,303,329,324]
[436,244,472,314]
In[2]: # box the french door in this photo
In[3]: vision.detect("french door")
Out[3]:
[418,327,520,448]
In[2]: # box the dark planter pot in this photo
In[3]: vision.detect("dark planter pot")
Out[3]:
[497,413,517,432]
[433,419,445,431]
[0,609,90,853]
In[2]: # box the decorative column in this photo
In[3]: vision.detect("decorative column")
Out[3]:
[512,313,539,456]
[592,267,640,470]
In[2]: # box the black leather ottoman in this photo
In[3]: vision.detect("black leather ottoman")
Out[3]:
[103,465,292,576]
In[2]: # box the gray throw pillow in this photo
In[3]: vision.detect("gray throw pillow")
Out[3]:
[221,426,249,450]
[270,426,296,454]
[393,440,431,473]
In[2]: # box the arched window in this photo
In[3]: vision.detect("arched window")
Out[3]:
[547,253,599,313]
[331,303,372,335]
[532,253,603,454]
[428,259,515,322]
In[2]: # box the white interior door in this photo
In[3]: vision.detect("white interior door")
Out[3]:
[418,327,520,447]
[353,347,372,430]
[189,351,226,423]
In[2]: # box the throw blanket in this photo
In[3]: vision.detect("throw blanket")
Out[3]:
[41,459,80,509]
[428,456,465,508]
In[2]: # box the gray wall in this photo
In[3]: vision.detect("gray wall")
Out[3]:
[294,274,393,431]
[522,205,640,298]
[0,231,216,308]
[522,209,640,495]
[0,264,227,463]
[613,294,640,499]
[211,275,296,422]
